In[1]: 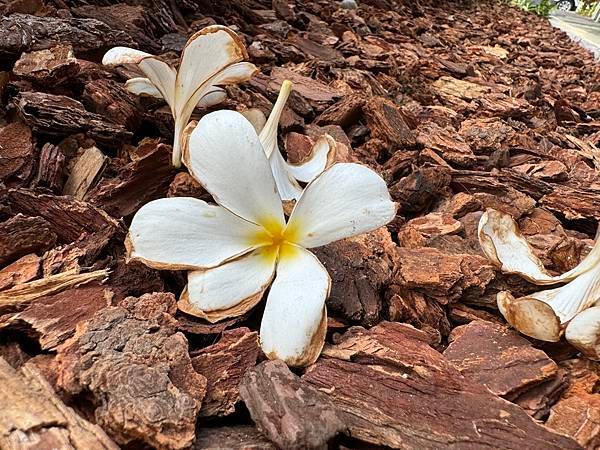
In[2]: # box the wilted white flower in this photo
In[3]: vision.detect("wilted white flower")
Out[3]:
[259,80,337,201]
[102,26,257,168]
[478,208,600,358]
[126,110,396,367]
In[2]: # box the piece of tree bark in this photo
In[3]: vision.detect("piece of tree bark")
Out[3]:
[15,92,132,148]
[0,122,35,185]
[0,215,57,266]
[71,4,160,53]
[0,358,118,449]
[239,360,346,450]
[390,166,452,214]
[0,253,40,290]
[56,292,206,450]
[63,146,107,200]
[416,122,477,167]
[393,246,495,304]
[364,96,417,152]
[546,359,600,448]
[34,143,66,192]
[0,14,135,59]
[193,425,276,450]
[444,321,560,399]
[82,79,143,130]
[304,322,581,450]
[8,189,121,243]
[1,282,112,350]
[315,95,365,128]
[191,327,260,417]
[12,45,79,85]
[87,141,176,218]
[313,228,396,326]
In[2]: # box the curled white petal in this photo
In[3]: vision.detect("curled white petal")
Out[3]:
[498,265,600,342]
[259,80,292,158]
[287,135,336,183]
[287,163,396,248]
[127,197,261,270]
[102,47,153,65]
[185,110,285,228]
[260,245,330,367]
[478,209,600,284]
[269,145,303,202]
[565,305,600,360]
[196,87,227,108]
[179,247,277,322]
[125,77,163,98]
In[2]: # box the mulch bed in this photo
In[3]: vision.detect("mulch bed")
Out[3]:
[1,0,599,448]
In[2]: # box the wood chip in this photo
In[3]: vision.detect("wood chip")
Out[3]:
[304,322,580,449]
[0,358,118,449]
[239,360,346,449]
[63,146,107,200]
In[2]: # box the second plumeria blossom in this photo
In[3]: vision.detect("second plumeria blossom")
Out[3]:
[102,25,257,168]
[479,209,600,359]
[126,110,396,367]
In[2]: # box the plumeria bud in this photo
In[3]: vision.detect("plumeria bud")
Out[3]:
[126,110,396,367]
[103,26,257,168]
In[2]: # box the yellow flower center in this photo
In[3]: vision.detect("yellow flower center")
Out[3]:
[249,216,302,263]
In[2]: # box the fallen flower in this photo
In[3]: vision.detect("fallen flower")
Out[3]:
[565,304,600,359]
[126,110,396,367]
[102,26,257,168]
[479,208,600,354]
[259,80,337,201]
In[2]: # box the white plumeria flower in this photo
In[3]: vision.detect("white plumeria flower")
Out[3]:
[479,208,600,357]
[102,25,257,168]
[126,110,396,367]
[259,80,337,201]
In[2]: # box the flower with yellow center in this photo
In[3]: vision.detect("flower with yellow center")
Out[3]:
[126,110,396,367]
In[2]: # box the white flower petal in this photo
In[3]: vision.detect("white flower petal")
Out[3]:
[478,209,600,284]
[565,305,600,360]
[286,135,336,183]
[175,62,258,167]
[259,80,292,158]
[287,163,396,248]
[185,110,285,228]
[269,147,303,201]
[137,58,177,109]
[196,87,227,108]
[240,108,266,135]
[102,47,152,65]
[178,247,277,322]
[260,245,330,367]
[127,197,262,270]
[497,265,600,341]
[125,77,163,98]
[102,47,176,108]
[176,26,248,112]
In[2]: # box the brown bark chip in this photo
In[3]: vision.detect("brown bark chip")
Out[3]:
[239,360,346,449]
[444,320,560,398]
[304,322,581,450]
[191,327,260,417]
[56,292,206,449]
[0,358,118,449]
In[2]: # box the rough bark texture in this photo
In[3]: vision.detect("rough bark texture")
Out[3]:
[191,327,260,418]
[56,293,206,449]
[0,358,118,450]
[303,322,581,449]
[240,360,346,450]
